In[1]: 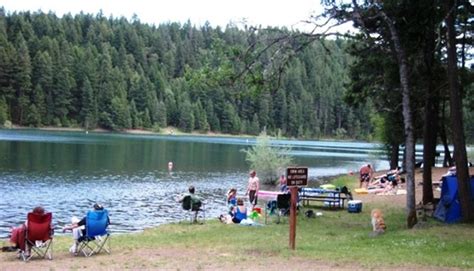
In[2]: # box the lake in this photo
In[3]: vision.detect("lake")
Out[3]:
[0,129,388,237]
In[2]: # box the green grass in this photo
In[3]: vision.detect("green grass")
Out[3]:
[114,210,472,269]
[330,175,355,188]
[3,208,472,269]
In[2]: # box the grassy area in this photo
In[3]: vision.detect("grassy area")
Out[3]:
[2,176,473,269]
[36,206,473,269]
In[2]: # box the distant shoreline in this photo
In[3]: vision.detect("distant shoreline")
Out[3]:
[7,125,257,138]
[5,125,388,145]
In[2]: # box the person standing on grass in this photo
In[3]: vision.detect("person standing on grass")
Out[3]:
[359,164,373,188]
[246,170,260,208]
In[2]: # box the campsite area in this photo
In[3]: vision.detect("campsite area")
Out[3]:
[1,167,473,270]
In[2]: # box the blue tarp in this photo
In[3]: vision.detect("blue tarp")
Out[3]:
[434,175,474,223]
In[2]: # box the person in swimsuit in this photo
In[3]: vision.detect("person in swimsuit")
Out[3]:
[231,198,247,224]
[246,170,260,207]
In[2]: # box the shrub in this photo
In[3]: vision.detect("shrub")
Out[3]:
[243,132,293,184]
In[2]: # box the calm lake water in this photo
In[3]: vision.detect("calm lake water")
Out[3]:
[0,129,388,238]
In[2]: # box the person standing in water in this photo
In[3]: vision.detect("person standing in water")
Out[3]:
[168,161,173,174]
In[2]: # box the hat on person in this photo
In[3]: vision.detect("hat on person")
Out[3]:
[250,170,256,176]
[93,203,104,210]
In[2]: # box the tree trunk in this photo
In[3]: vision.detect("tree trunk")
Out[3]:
[422,12,438,205]
[389,143,399,169]
[422,95,437,204]
[446,0,473,222]
[439,104,454,167]
[381,12,417,228]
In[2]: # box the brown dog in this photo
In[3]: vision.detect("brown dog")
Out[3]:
[371,209,386,234]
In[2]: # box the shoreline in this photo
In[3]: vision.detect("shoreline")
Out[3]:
[5,125,385,143]
[7,125,257,138]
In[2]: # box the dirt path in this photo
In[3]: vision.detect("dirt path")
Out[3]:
[0,246,450,271]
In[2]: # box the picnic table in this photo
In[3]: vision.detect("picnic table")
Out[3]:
[299,187,350,209]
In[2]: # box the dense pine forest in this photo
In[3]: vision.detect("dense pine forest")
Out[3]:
[0,9,376,139]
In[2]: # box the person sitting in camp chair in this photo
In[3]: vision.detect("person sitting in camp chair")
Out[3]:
[3,206,54,261]
[179,185,203,223]
[63,203,110,256]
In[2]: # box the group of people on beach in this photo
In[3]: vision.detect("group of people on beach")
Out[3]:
[4,167,281,258]
[219,170,261,224]
[359,164,405,194]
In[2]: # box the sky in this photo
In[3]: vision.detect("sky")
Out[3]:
[1,0,324,30]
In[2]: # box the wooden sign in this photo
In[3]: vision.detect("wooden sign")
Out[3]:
[286,167,308,187]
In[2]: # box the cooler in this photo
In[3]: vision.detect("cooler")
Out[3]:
[348,200,362,213]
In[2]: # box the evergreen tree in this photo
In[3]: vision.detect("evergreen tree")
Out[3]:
[273,87,287,133]
[0,96,8,125]
[156,100,167,127]
[142,108,151,128]
[13,33,33,125]
[221,103,240,134]
[258,92,271,132]
[80,77,97,129]
[178,99,194,132]
[31,84,46,125]
[129,100,140,128]
[250,114,260,135]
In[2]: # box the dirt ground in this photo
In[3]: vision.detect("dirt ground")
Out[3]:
[1,167,472,270]
[359,167,474,208]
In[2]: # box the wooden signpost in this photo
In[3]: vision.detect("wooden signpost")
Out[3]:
[286,167,308,250]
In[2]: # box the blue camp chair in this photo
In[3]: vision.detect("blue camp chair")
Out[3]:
[77,209,110,257]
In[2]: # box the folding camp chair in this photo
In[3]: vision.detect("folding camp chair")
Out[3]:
[77,209,110,257]
[263,193,292,224]
[276,193,291,224]
[22,212,53,261]
[182,195,205,223]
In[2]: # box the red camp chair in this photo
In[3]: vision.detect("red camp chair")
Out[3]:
[21,212,53,261]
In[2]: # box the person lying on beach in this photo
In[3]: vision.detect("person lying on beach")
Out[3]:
[374,175,405,195]
[369,167,401,188]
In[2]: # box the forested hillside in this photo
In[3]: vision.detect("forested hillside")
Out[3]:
[0,9,374,139]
